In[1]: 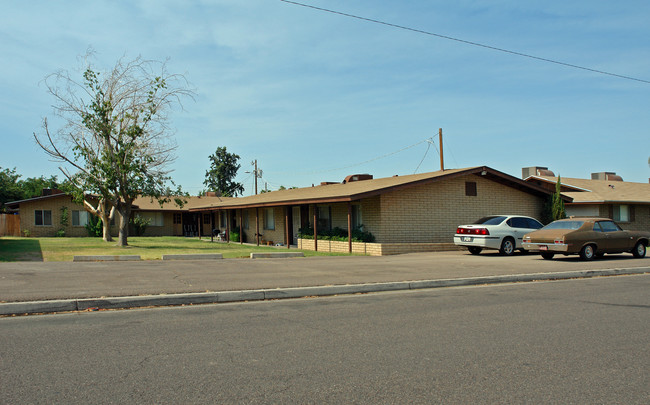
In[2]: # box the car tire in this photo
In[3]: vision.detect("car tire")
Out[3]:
[468,246,482,255]
[632,241,646,258]
[499,238,515,256]
[541,252,555,260]
[579,244,596,261]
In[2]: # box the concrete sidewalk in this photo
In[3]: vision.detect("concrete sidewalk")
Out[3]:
[1,251,649,315]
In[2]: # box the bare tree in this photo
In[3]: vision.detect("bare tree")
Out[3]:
[34,54,193,245]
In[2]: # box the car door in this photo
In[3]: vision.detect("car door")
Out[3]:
[507,217,540,248]
[596,220,630,252]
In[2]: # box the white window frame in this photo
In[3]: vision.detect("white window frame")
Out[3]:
[613,205,630,222]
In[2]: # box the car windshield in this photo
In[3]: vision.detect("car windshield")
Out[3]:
[474,216,507,225]
[542,220,584,230]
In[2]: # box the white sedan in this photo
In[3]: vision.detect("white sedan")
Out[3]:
[454,215,544,256]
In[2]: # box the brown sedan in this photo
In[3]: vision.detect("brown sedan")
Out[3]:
[522,217,649,260]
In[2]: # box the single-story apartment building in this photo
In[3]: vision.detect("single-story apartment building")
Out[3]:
[523,166,650,232]
[192,166,565,255]
[5,191,225,238]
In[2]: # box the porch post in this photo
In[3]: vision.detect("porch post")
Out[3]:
[285,206,290,249]
[239,209,243,245]
[256,207,260,246]
[197,213,201,239]
[347,202,352,253]
[210,211,214,242]
[226,210,230,243]
[313,204,318,252]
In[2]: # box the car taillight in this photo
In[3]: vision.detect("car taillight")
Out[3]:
[456,227,489,235]
[554,237,564,244]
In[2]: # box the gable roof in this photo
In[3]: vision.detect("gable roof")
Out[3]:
[190,166,562,211]
[525,176,650,205]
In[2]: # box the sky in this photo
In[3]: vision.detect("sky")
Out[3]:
[1,0,649,196]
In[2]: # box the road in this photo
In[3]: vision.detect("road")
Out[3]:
[1,275,649,404]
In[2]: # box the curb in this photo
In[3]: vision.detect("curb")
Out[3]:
[1,267,648,316]
[162,253,223,260]
[73,255,141,262]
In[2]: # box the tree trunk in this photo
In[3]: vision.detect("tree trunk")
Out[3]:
[84,198,115,242]
[116,200,132,247]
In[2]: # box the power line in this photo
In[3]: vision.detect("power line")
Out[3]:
[279,0,650,85]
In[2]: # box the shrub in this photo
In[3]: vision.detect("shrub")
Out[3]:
[130,214,151,237]
[55,229,66,237]
[298,224,375,243]
[85,215,103,237]
[229,230,240,243]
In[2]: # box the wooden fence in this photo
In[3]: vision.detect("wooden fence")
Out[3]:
[0,214,20,236]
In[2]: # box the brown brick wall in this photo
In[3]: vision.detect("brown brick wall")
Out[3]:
[374,175,544,243]
[19,196,118,237]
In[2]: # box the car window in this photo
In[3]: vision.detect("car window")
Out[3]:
[507,217,531,228]
[527,218,543,229]
[593,223,603,232]
[598,221,621,232]
[474,216,507,225]
[543,220,584,230]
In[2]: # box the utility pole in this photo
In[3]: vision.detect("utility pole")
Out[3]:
[439,128,444,171]
[247,160,263,195]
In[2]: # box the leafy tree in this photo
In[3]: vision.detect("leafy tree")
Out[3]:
[34,54,193,246]
[0,167,23,211]
[203,147,244,197]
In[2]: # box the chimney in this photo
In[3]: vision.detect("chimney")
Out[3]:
[522,167,555,179]
[591,172,623,181]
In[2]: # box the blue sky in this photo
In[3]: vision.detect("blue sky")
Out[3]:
[1,0,649,196]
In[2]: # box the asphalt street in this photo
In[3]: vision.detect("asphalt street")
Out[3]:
[1,275,648,404]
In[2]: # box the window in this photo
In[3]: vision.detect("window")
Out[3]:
[173,213,182,224]
[72,210,89,226]
[220,211,227,228]
[351,205,362,229]
[613,205,630,222]
[598,221,621,232]
[203,214,211,224]
[140,212,164,226]
[465,181,477,196]
[243,210,249,229]
[317,206,331,230]
[263,208,275,230]
[35,210,52,226]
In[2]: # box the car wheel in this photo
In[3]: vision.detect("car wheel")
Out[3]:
[632,241,646,258]
[468,246,482,255]
[579,244,596,261]
[499,238,515,256]
[541,252,555,260]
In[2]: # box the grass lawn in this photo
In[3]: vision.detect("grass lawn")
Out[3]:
[0,236,354,262]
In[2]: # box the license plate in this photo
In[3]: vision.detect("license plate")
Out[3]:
[462,237,473,242]
[539,245,548,251]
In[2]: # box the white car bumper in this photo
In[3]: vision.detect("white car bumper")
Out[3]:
[454,235,501,250]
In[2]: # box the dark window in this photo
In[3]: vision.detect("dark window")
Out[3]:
[465,181,477,196]
[598,221,621,232]
[593,222,603,232]
[203,214,211,224]
[35,210,52,226]
[475,216,507,225]
[173,213,182,224]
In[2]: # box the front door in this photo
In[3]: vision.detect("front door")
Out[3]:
[292,206,301,245]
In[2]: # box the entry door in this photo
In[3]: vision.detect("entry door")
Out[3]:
[292,206,301,245]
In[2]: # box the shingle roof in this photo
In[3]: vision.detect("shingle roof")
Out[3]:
[132,195,232,211]
[529,176,650,204]
[190,166,557,211]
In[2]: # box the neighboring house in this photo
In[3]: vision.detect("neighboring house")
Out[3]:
[523,166,650,232]
[5,191,225,237]
[191,166,563,255]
